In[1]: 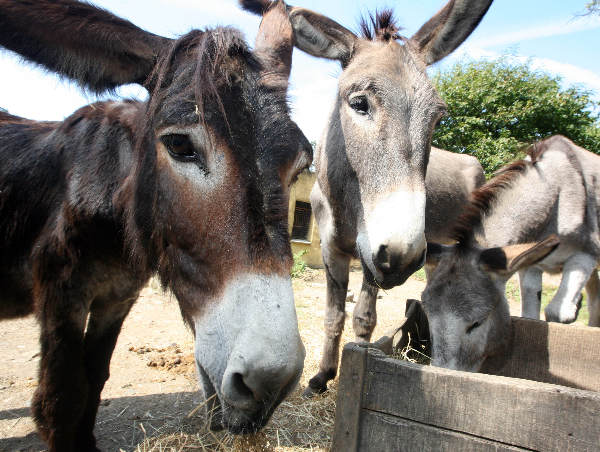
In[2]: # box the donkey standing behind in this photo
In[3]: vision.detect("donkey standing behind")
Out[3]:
[0,1,311,450]
[242,0,492,395]
[423,136,600,372]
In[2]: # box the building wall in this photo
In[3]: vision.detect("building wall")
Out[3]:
[287,170,323,268]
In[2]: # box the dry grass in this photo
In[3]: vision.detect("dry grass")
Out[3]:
[132,374,338,452]
[391,333,431,366]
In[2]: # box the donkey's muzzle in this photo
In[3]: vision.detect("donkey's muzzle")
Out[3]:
[221,347,304,409]
[192,273,305,434]
[219,340,304,432]
[371,245,426,289]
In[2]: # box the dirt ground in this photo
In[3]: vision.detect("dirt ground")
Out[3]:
[0,269,585,451]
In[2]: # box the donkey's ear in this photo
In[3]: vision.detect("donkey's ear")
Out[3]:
[287,7,357,64]
[0,0,172,93]
[426,242,455,268]
[254,0,294,84]
[480,235,560,276]
[409,0,492,66]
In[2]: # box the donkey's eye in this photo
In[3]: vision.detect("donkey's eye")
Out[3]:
[349,95,369,115]
[160,134,196,161]
[466,320,483,334]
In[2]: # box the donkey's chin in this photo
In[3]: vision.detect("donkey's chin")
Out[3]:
[197,364,301,434]
[361,249,426,290]
[195,371,269,434]
[219,401,277,434]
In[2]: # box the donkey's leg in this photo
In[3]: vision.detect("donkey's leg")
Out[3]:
[518,267,543,319]
[352,276,378,342]
[585,269,600,327]
[304,250,350,396]
[545,253,597,323]
[75,294,138,451]
[32,289,90,452]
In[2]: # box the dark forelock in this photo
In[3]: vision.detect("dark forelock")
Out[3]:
[359,9,403,42]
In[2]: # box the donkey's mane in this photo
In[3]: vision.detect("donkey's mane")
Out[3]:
[451,138,556,247]
[359,10,403,42]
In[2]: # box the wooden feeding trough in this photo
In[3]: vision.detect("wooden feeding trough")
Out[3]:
[332,300,600,451]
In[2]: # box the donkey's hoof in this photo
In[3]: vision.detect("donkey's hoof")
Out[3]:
[302,384,326,398]
[545,295,582,324]
[302,386,318,398]
[302,374,330,398]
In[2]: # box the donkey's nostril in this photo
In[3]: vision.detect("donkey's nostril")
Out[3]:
[374,244,394,273]
[221,370,260,411]
[230,372,256,401]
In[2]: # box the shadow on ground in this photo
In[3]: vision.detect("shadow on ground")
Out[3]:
[0,391,203,452]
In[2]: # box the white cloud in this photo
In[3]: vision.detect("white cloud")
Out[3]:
[469,15,600,48]
[154,0,261,40]
[0,52,147,121]
[519,56,600,95]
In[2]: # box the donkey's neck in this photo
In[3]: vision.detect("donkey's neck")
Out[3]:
[316,102,360,200]
[56,100,144,225]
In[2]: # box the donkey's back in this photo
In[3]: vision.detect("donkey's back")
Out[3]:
[425,147,485,244]
[0,102,141,319]
[566,137,600,222]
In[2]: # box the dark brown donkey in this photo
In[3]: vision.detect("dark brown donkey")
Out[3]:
[0,1,311,450]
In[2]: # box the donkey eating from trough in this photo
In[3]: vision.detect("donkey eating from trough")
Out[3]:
[241,0,492,395]
[422,135,600,372]
[0,0,311,449]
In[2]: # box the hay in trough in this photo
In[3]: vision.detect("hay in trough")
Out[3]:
[391,331,431,365]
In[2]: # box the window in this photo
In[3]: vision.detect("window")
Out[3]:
[291,201,312,241]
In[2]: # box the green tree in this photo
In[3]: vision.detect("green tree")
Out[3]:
[431,58,600,176]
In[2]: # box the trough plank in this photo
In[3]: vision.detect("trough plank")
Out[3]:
[358,410,529,452]
[481,317,600,392]
[331,343,367,452]
[363,355,600,451]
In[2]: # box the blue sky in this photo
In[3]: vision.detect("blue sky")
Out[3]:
[1,0,598,142]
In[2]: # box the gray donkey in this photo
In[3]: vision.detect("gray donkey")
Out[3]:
[242,0,492,394]
[423,135,600,372]
[299,1,491,395]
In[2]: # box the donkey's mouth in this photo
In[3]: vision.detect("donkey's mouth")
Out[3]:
[363,260,423,290]
[196,362,301,434]
[374,248,427,289]
[221,404,273,434]
[220,367,302,434]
